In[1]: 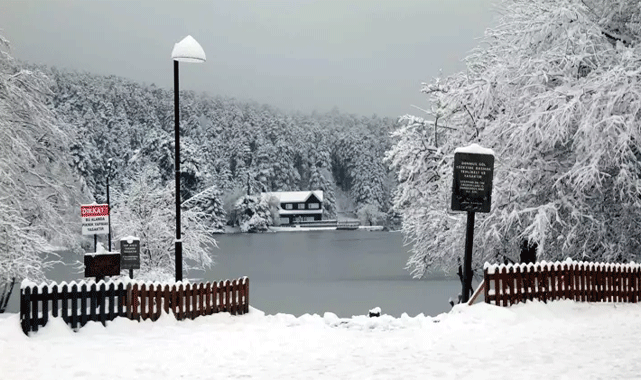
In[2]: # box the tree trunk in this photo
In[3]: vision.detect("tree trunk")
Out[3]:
[0,277,16,313]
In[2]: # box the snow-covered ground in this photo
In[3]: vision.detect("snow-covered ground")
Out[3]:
[2,301,641,379]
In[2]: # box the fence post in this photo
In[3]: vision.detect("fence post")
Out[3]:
[245,277,250,314]
[508,266,517,306]
[70,283,79,330]
[20,286,31,335]
[107,283,116,321]
[163,285,170,316]
[126,284,132,320]
[225,280,232,313]
[198,283,205,317]
[170,285,177,318]
[191,283,198,319]
[140,284,148,321]
[177,284,184,320]
[154,284,162,321]
[131,284,140,321]
[576,263,581,302]
[205,283,212,315]
[30,286,39,333]
[80,283,88,327]
[117,283,126,318]
[51,285,59,319]
[606,264,612,302]
[552,264,560,301]
[42,285,49,328]
[632,266,640,303]
[99,282,107,326]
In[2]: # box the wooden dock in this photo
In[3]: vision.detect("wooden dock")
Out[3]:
[336,220,360,230]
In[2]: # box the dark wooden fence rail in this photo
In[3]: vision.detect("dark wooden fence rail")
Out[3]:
[484,261,641,306]
[20,277,249,335]
[128,278,250,321]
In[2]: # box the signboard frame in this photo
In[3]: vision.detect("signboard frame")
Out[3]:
[84,253,121,278]
[120,238,141,270]
[451,152,495,213]
[81,204,110,236]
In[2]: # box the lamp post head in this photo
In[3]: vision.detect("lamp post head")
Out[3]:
[171,35,206,63]
[106,158,114,177]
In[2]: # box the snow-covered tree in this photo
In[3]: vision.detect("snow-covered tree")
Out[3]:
[308,166,337,219]
[388,0,641,278]
[357,203,387,226]
[112,166,216,280]
[181,185,226,232]
[233,194,276,232]
[0,36,89,303]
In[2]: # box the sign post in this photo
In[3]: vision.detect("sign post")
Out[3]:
[120,236,141,279]
[451,144,495,303]
[81,204,110,252]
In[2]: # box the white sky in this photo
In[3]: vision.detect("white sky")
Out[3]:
[0,0,496,117]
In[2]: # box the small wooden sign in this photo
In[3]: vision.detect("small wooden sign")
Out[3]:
[451,150,495,213]
[84,253,121,278]
[120,238,141,270]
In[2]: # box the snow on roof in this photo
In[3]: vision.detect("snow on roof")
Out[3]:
[120,236,140,243]
[454,143,495,156]
[171,35,206,63]
[264,190,323,203]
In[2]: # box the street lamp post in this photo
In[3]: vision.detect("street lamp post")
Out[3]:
[106,158,114,252]
[171,35,206,282]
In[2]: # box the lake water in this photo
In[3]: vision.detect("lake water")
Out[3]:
[6,231,461,317]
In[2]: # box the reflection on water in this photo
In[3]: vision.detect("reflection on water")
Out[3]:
[6,231,461,317]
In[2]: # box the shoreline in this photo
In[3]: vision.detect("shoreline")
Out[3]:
[221,225,387,234]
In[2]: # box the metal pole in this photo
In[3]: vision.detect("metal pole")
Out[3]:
[174,59,183,282]
[462,211,475,303]
[94,234,97,252]
[107,174,111,252]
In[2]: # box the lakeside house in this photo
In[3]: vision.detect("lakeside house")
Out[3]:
[263,190,323,225]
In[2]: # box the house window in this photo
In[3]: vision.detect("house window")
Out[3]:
[308,203,320,209]
[298,203,306,209]
[284,204,293,210]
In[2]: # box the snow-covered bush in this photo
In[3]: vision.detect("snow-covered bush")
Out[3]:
[357,203,386,226]
[112,166,216,280]
[233,194,275,232]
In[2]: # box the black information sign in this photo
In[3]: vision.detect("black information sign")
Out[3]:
[120,239,141,270]
[84,253,121,278]
[451,152,494,213]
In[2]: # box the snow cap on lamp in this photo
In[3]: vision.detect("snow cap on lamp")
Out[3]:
[171,35,206,63]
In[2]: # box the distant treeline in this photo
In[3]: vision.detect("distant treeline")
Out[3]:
[36,65,398,224]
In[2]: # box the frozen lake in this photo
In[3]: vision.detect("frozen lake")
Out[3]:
[6,230,461,317]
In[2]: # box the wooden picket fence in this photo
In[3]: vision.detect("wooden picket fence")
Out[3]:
[484,261,641,306]
[20,277,249,335]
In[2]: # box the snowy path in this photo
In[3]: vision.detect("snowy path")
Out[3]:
[2,301,641,379]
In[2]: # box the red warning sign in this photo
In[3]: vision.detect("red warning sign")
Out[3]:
[81,204,110,218]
